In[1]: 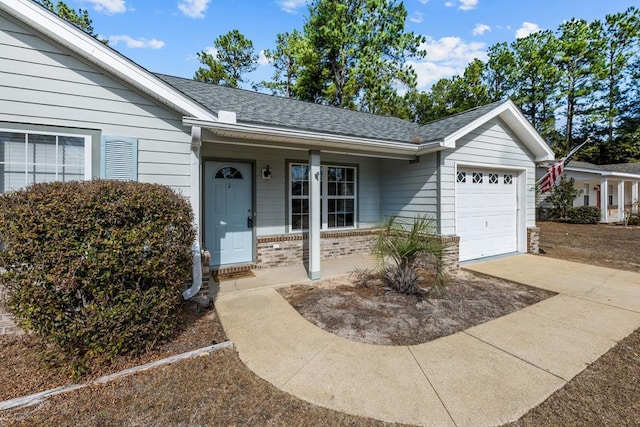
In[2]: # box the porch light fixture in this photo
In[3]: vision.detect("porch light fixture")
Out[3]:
[261,165,272,180]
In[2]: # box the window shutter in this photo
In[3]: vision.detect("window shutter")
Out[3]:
[101,136,138,181]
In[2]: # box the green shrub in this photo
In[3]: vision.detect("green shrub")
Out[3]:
[567,206,601,224]
[627,214,640,226]
[0,181,195,375]
[369,215,448,296]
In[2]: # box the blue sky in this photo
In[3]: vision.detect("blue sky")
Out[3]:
[73,0,637,91]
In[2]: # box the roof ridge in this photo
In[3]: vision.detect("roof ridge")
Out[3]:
[154,73,417,124]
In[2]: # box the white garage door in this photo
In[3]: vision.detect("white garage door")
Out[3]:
[456,169,517,261]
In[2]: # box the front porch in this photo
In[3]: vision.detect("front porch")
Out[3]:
[571,177,639,223]
[211,255,377,297]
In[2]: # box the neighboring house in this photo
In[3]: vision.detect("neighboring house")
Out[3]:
[537,161,640,222]
[0,0,554,284]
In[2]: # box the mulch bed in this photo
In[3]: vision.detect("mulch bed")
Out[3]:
[278,270,555,345]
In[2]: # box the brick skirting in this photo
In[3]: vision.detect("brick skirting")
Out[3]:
[527,227,540,254]
[256,228,382,269]
[256,229,461,273]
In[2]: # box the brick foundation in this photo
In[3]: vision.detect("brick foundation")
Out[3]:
[439,235,461,273]
[256,228,381,269]
[256,229,461,273]
[527,227,540,254]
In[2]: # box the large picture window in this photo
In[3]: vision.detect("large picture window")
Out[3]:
[289,163,356,231]
[0,130,90,193]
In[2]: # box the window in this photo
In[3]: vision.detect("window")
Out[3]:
[583,183,590,206]
[0,130,90,193]
[289,163,356,231]
[504,174,513,185]
[215,166,243,179]
[472,172,483,184]
[608,184,613,206]
[489,173,499,184]
[290,164,310,230]
[456,171,466,183]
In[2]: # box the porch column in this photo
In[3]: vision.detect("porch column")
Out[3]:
[618,180,625,221]
[633,181,639,214]
[308,150,321,280]
[600,178,608,222]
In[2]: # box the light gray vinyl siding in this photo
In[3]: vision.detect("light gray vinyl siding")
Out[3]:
[0,12,191,196]
[440,118,537,235]
[200,141,381,236]
[380,154,439,222]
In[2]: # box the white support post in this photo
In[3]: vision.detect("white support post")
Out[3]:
[308,150,321,280]
[618,180,625,221]
[633,181,639,214]
[600,178,608,223]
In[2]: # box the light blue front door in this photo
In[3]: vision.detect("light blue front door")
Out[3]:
[204,161,253,266]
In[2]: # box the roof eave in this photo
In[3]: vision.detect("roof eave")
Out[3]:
[565,166,640,179]
[1,0,217,121]
[184,117,446,159]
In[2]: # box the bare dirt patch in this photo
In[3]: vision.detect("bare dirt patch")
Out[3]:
[0,303,226,402]
[539,221,640,272]
[278,270,554,345]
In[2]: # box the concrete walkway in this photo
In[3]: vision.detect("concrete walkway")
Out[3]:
[215,255,640,426]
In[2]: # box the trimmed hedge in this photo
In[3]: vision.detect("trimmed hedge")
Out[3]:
[0,181,195,374]
[568,206,601,224]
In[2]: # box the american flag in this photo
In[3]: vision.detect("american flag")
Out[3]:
[539,160,564,193]
[538,138,592,193]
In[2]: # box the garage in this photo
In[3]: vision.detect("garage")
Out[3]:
[455,168,518,261]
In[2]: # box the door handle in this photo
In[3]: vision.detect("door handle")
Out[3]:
[247,216,253,228]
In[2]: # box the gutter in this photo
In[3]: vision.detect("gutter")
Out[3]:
[183,117,447,157]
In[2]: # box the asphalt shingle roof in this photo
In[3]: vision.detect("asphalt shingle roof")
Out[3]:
[565,160,640,176]
[156,73,510,145]
[417,100,506,142]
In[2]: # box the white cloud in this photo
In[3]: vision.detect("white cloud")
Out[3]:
[204,46,218,58]
[278,0,307,14]
[408,36,487,89]
[109,35,164,49]
[472,23,491,36]
[459,0,478,10]
[418,0,429,3]
[178,0,211,19]
[409,11,424,24]
[257,50,271,66]
[82,0,126,14]
[444,1,454,7]
[516,21,541,39]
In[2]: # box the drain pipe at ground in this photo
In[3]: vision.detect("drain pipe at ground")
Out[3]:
[183,243,202,300]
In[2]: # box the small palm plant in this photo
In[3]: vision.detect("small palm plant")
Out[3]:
[369,215,449,296]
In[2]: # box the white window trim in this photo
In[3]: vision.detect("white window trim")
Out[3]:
[0,127,92,192]
[288,162,358,233]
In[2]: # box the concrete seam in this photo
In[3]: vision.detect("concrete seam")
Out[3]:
[556,292,640,315]
[521,306,630,343]
[281,339,332,388]
[462,331,568,383]
[407,346,458,427]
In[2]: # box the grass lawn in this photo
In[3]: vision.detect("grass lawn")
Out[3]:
[1,221,639,426]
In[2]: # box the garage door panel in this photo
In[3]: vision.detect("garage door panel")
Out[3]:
[456,168,517,261]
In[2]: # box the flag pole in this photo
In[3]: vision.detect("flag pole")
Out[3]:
[536,137,593,187]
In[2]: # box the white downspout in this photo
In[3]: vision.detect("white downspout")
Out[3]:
[183,126,203,300]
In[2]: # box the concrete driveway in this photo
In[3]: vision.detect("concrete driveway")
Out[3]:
[215,255,640,426]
